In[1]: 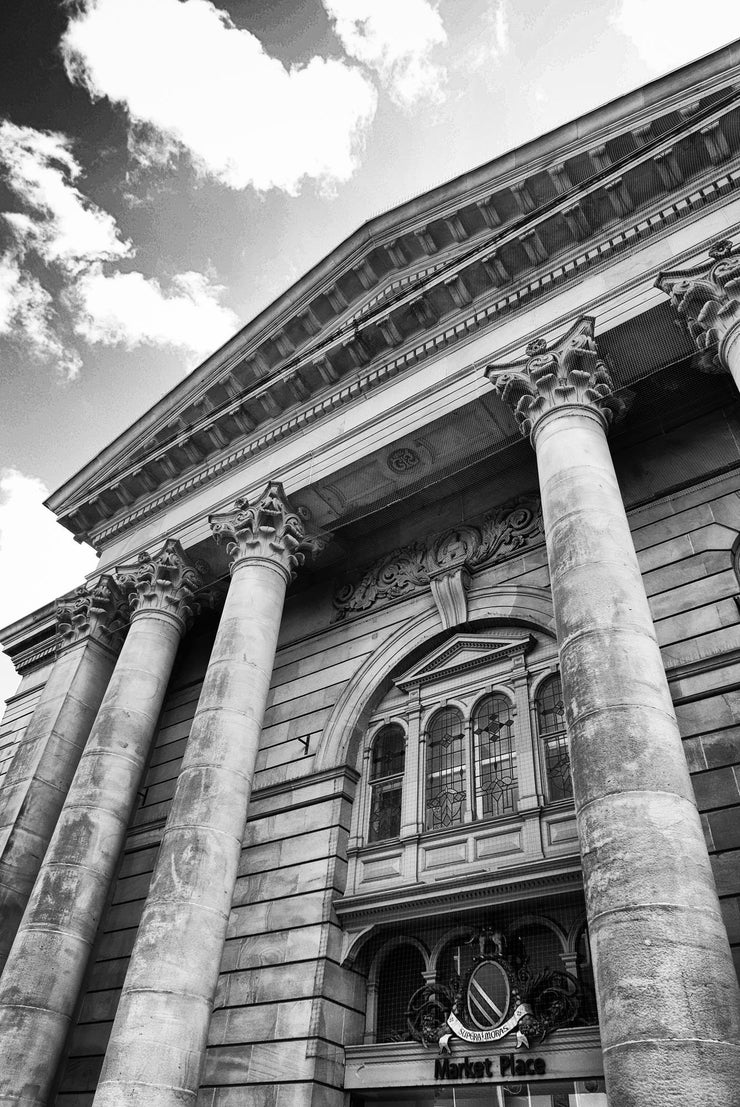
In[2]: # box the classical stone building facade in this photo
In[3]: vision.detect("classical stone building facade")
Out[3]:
[1,42,740,1107]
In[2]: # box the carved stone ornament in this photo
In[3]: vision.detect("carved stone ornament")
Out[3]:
[406,926,581,1052]
[56,575,128,649]
[116,539,204,631]
[209,480,308,581]
[655,238,740,372]
[333,494,543,620]
[486,317,627,441]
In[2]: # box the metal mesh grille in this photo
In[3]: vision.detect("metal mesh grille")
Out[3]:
[376,944,425,1042]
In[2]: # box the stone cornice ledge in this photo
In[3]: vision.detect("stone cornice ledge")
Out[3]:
[44,46,740,523]
[78,174,740,551]
[334,856,583,926]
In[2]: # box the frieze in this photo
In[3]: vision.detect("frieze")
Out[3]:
[332,495,543,620]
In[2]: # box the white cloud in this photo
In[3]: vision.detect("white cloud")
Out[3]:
[466,1,509,73]
[0,120,239,374]
[0,252,82,379]
[0,121,131,273]
[70,266,238,356]
[0,468,98,710]
[612,0,739,73]
[324,0,448,109]
[61,0,378,194]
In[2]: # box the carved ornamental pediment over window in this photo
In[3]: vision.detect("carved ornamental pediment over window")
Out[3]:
[395,632,535,690]
[333,494,543,620]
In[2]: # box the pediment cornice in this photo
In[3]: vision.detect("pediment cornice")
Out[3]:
[396,631,535,689]
[45,47,740,546]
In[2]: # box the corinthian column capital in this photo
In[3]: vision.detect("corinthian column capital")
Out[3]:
[56,575,128,649]
[210,480,307,581]
[116,539,203,632]
[656,238,740,373]
[486,317,626,442]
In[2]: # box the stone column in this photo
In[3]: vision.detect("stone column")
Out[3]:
[0,577,126,973]
[93,483,306,1107]
[656,237,740,386]
[487,318,740,1105]
[0,541,201,1107]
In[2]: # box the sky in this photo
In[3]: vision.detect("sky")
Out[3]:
[1,0,739,708]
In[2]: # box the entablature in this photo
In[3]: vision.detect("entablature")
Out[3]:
[45,50,740,550]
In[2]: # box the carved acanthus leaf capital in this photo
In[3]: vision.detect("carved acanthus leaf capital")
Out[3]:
[56,575,128,649]
[209,481,308,581]
[655,239,740,372]
[486,317,626,442]
[116,539,203,631]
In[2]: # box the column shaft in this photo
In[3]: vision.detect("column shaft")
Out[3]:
[0,637,117,973]
[95,559,287,1105]
[0,603,185,1106]
[535,404,740,1103]
[93,483,305,1107]
[721,324,740,391]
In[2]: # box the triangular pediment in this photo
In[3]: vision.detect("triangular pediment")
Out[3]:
[43,45,740,550]
[396,632,534,689]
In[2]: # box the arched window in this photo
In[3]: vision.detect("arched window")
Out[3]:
[472,693,518,818]
[376,944,425,1042]
[536,674,572,801]
[368,724,405,842]
[425,707,465,830]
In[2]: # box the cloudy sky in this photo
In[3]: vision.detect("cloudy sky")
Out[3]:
[1,0,739,707]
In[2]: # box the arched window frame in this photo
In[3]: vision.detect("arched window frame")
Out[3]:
[423,702,468,831]
[354,632,571,853]
[469,688,519,820]
[366,720,407,844]
[367,936,430,1043]
[533,669,572,803]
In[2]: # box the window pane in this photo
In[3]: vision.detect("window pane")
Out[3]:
[370,724,405,780]
[472,694,518,818]
[425,707,465,830]
[369,779,402,842]
[537,675,573,801]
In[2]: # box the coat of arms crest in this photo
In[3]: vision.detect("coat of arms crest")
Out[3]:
[406,927,581,1052]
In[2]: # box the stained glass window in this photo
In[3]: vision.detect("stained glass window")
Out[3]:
[536,674,572,801]
[368,724,405,842]
[472,693,518,817]
[425,707,466,830]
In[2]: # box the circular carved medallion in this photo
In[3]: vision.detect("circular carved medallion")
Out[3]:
[387,447,421,473]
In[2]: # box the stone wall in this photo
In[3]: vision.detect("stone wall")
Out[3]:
[1,446,732,1103]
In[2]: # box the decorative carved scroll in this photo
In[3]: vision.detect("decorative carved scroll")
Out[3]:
[406,927,582,1051]
[332,495,543,620]
[56,575,128,649]
[116,539,205,632]
[210,481,307,581]
[656,238,740,372]
[487,318,626,441]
